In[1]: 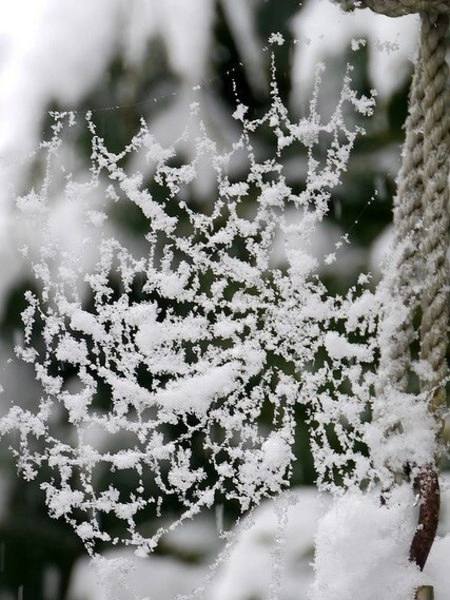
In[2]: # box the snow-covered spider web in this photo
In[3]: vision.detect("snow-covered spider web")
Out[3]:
[0,49,380,558]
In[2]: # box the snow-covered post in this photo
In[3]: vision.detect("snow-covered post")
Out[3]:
[335,0,450,595]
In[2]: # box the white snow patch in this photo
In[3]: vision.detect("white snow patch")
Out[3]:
[311,487,424,600]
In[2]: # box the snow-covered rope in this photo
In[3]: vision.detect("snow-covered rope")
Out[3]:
[336,1,449,398]
[337,0,450,17]
[378,36,425,394]
[361,0,449,17]
[418,11,449,426]
[336,0,450,585]
[409,10,450,580]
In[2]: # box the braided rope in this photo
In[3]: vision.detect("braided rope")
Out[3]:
[410,16,450,573]
[335,0,450,581]
[418,12,450,407]
[339,0,450,460]
[335,0,450,16]
[378,44,425,393]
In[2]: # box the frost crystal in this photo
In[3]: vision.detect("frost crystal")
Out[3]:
[2,63,380,555]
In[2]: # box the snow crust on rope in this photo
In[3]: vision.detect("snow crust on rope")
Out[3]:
[338,0,450,489]
[335,0,450,17]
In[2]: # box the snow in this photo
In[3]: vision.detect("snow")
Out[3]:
[232,104,248,122]
[0,0,238,318]
[324,331,372,361]
[152,0,214,83]
[365,389,436,482]
[209,488,328,600]
[153,362,240,417]
[262,434,293,473]
[311,487,424,600]
[0,0,119,198]
[0,0,418,322]
[426,535,450,598]
[268,32,285,47]
[44,487,84,519]
[291,0,419,107]
[70,551,205,600]
[62,388,94,423]
[70,308,106,342]
[369,224,394,277]
[55,336,88,366]
[67,488,325,600]
[271,209,365,278]
[63,482,450,600]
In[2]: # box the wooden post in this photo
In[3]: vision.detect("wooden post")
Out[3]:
[415,585,434,600]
